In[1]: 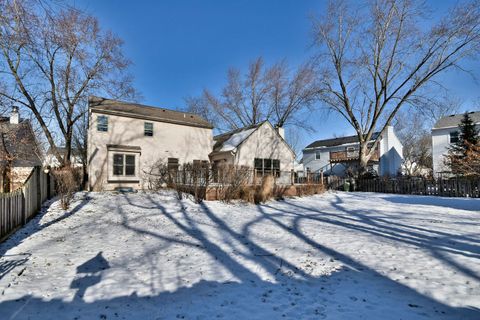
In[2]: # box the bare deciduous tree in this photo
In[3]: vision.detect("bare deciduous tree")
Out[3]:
[0,0,138,166]
[185,57,321,133]
[394,95,461,176]
[314,0,480,173]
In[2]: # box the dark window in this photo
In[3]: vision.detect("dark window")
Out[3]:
[254,158,263,171]
[315,151,321,160]
[450,131,459,143]
[168,158,179,171]
[254,158,280,177]
[272,159,280,177]
[97,115,108,132]
[144,122,153,136]
[113,154,124,175]
[125,155,136,176]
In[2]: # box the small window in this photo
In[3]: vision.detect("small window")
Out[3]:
[315,151,321,160]
[144,122,153,136]
[449,131,459,143]
[168,157,179,171]
[97,115,108,132]
[113,153,136,176]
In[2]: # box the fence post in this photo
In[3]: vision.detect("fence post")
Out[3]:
[290,169,294,185]
[47,172,51,200]
[21,187,26,225]
[36,167,41,212]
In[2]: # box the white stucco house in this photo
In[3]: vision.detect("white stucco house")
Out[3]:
[302,126,403,177]
[209,121,296,182]
[432,111,480,176]
[87,97,214,191]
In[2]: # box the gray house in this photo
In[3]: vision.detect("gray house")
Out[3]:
[302,126,403,177]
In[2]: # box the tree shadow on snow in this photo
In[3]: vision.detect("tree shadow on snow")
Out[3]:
[1,192,479,319]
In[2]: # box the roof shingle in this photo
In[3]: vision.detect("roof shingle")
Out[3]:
[433,111,480,129]
[89,96,213,129]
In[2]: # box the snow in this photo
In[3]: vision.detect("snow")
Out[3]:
[0,191,479,319]
[219,128,256,152]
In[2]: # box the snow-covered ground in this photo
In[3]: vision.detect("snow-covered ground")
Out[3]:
[0,191,479,319]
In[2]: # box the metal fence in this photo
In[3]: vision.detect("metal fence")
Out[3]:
[0,166,55,241]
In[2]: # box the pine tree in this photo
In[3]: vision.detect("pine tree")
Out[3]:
[446,112,480,174]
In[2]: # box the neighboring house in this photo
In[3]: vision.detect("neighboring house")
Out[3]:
[44,147,83,168]
[302,126,403,177]
[209,121,296,182]
[431,111,480,176]
[0,107,42,192]
[87,96,214,191]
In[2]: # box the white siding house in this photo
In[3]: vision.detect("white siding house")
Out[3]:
[432,111,480,176]
[302,126,403,177]
[87,97,213,191]
[209,121,296,181]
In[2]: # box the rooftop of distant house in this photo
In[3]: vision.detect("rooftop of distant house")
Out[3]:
[433,111,480,130]
[89,96,213,129]
[304,132,381,150]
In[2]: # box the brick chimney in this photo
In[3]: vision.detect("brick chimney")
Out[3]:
[10,106,19,124]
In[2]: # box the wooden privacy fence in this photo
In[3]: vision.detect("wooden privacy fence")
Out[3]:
[357,177,480,198]
[0,166,55,241]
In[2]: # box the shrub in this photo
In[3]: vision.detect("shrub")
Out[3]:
[52,166,80,209]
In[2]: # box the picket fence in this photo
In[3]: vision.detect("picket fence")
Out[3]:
[0,166,55,241]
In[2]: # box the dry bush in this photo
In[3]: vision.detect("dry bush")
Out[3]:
[52,166,80,210]
[215,165,252,203]
[254,175,274,203]
[143,160,211,203]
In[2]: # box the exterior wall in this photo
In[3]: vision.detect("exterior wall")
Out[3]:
[234,122,295,171]
[378,126,403,176]
[432,124,480,175]
[88,111,213,191]
[302,126,403,177]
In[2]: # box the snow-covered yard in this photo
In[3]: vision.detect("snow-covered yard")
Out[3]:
[0,191,479,319]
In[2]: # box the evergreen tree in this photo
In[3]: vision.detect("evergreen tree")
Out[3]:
[446,112,479,174]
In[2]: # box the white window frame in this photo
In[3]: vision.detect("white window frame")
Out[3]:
[107,147,140,182]
[315,151,321,160]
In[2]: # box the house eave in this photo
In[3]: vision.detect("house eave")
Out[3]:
[90,108,214,129]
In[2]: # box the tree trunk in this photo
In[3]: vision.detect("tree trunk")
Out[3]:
[358,142,371,176]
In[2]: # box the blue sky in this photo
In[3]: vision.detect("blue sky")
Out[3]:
[73,0,479,145]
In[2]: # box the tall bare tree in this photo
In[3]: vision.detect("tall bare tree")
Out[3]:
[185,57,321,132]
[313,0,480,173]
[0,0,137,166]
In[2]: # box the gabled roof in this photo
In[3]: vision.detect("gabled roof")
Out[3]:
[305,132,381,149]
[212,122,265,153]
[0,118,41,167]
[433,111,480,130]
[89,96,213,129]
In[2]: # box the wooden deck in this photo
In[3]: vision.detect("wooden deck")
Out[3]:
[329,148,380,163]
